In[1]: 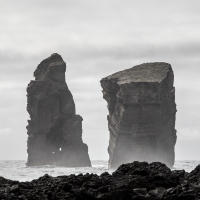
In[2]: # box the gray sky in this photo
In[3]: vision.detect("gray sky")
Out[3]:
[0,0,200,161]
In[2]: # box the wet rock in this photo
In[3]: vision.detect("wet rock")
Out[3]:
[26,53,91,167]
[1,162,200,199]
[100,62,177,169]
[133,188,147,196]
[10,184,19,193]
[186,165,200,185]
[147,187,166,199]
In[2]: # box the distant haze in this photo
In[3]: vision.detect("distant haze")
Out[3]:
[0,0,200,161]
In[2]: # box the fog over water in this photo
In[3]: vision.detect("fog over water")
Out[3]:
[0,1,200,161]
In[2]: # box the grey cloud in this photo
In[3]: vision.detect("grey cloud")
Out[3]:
[0,0,200,160]
[0,128,11,134]
[2,40,200,81]
[1,0,200,55]
[70,42,200,61]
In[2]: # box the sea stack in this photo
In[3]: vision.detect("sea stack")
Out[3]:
[100,63,177,169]
[26,53,91,167]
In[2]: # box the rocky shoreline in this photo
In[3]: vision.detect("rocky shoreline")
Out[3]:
[0,161,200,199]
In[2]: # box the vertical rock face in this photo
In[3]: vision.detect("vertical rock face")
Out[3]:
[100,63,177,169]
[26,53,91,167]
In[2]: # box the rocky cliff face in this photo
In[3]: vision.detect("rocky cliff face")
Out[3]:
[26,53,91,167]
[101,63,177,169]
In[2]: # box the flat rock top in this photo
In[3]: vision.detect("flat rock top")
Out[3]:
[102,62,171,84]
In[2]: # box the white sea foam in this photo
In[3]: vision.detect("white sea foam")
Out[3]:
[0,160,199,182]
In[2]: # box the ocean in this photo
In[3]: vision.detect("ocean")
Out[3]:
[0,160,199,182]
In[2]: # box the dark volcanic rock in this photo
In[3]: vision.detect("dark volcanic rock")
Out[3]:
[26,53,91,167]
[100,63,177,169]
[1,161,200,200]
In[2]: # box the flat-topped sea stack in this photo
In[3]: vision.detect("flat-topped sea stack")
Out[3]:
[26,53,91,167]
[101,63,177,169]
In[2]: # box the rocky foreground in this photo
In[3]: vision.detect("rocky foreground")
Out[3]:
[1,162,200,200]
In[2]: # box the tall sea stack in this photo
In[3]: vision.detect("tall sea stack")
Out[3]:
[26,53,91,167]
[101,63,177,169]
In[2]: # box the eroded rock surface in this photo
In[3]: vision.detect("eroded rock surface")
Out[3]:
[26,53,91,167]
[1,161,200,199]
[101,63,177,168]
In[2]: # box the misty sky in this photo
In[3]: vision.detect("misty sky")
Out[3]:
[0,1,200,161]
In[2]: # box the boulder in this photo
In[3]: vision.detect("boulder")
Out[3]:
[100,63,177,168]
[26,53,91,167]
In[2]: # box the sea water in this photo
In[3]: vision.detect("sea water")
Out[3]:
[0,160,199,182]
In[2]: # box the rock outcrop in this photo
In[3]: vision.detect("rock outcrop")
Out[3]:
[1,161,200,199]
[26,53,91,167]
[100,63,177,169]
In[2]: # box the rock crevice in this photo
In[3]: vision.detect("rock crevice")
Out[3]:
[26,53,91,167]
